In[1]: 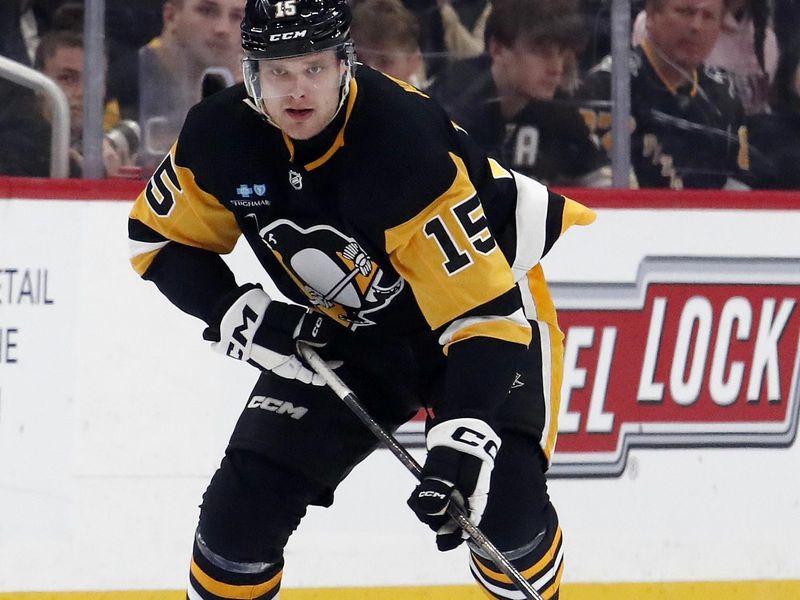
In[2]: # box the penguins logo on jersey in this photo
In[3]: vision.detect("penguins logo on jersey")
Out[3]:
[259,219,404,329]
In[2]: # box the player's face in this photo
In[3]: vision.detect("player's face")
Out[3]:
[356,46,422,84]
[646,0,723,71]
[258,50,346,140]
[166,0,244,71]
[492,40,569,101]
[42,45,85,133]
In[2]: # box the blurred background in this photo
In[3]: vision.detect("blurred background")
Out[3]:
[0,0,799,190]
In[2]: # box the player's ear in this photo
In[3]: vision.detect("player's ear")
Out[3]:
[162,1,179,31]
[487,38,506,63]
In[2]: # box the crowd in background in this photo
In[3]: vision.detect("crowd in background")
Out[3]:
[0,0,799,189]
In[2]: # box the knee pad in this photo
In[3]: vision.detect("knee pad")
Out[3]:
[478,430,551,551]
[469,503,564,600]
[189,530,283,600]
[198,449,326,563]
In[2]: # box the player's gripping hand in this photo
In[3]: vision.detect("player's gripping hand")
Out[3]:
[407,418,501,551]
[203,283,338,385]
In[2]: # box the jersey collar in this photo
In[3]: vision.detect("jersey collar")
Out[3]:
[641,39,698,97]
[281,78,359,171]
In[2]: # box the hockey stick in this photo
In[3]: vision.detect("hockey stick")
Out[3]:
[297,342,544,600]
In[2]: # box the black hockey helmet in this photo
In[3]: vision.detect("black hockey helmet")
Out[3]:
[241,0,352,60]
[241,0,357,127]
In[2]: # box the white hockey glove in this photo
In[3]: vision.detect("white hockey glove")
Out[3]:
[407,418,501,551]
[203,283,339,385]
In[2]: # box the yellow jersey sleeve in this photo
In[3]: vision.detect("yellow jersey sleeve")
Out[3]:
[385,153,518,331]
[129,145,241,276]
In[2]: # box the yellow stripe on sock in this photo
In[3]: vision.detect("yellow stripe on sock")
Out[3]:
[190,559,281,599]
[471,527,562,584]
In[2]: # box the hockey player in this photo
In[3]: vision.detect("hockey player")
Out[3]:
[128,0,595,598]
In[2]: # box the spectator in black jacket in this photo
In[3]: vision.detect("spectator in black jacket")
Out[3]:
[578,0,750,189]
[428,0,611,187]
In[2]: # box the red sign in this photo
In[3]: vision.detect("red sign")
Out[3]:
[550,257,800,476]
[394,258,800,477]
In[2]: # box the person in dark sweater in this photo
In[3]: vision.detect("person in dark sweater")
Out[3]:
[428,0,610,187]
[578,0,751,190]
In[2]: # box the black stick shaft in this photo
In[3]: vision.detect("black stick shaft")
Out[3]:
[298,343,543,600]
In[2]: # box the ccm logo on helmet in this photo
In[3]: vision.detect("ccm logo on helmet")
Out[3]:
[269,30,307,42]
[452,426,499,459]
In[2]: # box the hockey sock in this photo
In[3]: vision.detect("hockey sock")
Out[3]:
[187,534,284,600]
[468,504,564,600]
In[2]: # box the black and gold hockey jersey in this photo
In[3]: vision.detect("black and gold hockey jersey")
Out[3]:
[128,65,594,457]
[578,42,750,190]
